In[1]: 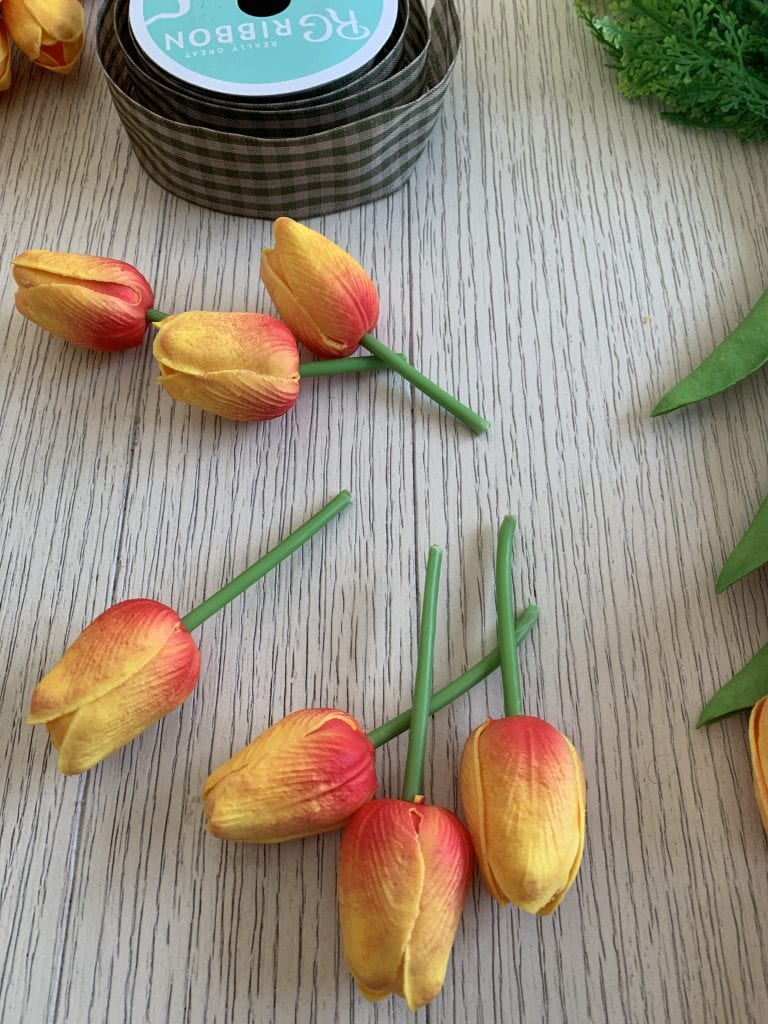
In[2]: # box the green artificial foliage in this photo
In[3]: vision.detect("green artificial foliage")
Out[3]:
[577,0,768,139]
[716,491,768,591]
[652,287,768,415]
[698,638,768,724]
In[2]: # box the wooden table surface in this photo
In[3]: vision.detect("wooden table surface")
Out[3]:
[2,2,768,1022]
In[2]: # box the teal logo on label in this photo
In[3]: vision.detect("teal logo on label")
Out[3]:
[129,0,398,96]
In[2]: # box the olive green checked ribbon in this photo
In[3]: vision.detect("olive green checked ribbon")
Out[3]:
[96,0,461,219]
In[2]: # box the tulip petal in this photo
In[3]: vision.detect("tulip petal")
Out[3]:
[457,721,506,903]
[203,708,377,842]
[158,368,299,422]
[15,283,149,350]
[749,697,768,832]
[260,249,333,355]
[13,250,154,308]
[0,19,12,92]
[339,801,425,1002]
[400,806,475,1009]
[28,600,189,723]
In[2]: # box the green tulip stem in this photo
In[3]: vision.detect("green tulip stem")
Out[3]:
[401,546,443,803]
[147,308,168,323]
[360,333,491,436]
[298,355,406,377]
[367,603,540,748]
[180,490,352,632]
[496,515,523,717]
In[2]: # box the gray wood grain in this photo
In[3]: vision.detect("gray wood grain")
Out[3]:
[1,1,768,1021]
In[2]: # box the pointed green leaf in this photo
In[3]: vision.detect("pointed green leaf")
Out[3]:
[716,492,768,592]
[697,640,768,727]
[652,287,768,416]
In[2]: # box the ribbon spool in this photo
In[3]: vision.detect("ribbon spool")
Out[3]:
[97,0,461,219]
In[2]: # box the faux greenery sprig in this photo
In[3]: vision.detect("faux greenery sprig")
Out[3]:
[577,0,768,140]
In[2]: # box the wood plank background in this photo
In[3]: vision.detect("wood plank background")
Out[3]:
[1,2,767,1021]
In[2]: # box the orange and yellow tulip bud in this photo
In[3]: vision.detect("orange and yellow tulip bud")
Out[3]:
[12,249,154,350]
[28,599,200,775]
[0,17,12,92]
[260,217,379,359]
[460,715,586,915]
[3,0,83,74]
[338,798,474,1010]
[203,708,377,842]
[153,311,300,422]
[749,696,768,832]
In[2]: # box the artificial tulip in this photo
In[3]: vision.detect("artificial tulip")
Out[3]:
[338,798,474,1010]
[153,311,300,422]
[261,218,491,434]
[12,249,154,350]
[0,17,12,91]
[28,599,200,775]
[203,708,377,842]
[459,516,586,914]
[339,546,474,1009]
[749,696,768,832]
[203,603,541,844]
[28,491,353,773]
[260,217,379,359]
[460,715,585,913]
[3,0,83,74]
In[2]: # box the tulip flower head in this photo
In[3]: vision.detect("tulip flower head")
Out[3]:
[153,311,300,422]
[749,696,768,832]
[3,0,83,74]
[28,599,200,775]
[0,17,12,91]
[460,715,586,914]
[203,708,377,842]
[260,217,379,359]
[339,798,474,1010]
[12,250,155,350]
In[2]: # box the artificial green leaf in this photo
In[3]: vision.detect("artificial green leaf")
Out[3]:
[716,491,768,592]
[652,287,768,416]
[697,640,768,726]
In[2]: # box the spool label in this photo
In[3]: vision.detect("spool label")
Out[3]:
[129,0,399,96]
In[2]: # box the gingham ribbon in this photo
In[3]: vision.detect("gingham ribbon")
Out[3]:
[97,0,461,218]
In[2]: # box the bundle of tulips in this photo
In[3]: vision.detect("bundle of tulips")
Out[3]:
[0,0,83,91]
[27,505,586,1010]
[203,518,585,1009]
[12,219,490,433]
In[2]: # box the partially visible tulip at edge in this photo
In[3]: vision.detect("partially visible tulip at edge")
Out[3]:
[3,0,83,74]
[749,696,768,832]
[27,599,200,775]
[0,17,12,91]
[261,217,379,359]
[153,311,300,422]
[203,708,378,841]
[338,798,475,1011]
[460,714,586,915]
[12,249,155,350]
